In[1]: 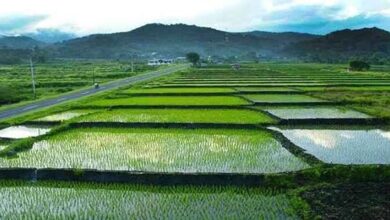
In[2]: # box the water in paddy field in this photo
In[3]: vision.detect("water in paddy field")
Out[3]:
[0,126,51,139]
[263,107,371,119]
[270,127,390,164]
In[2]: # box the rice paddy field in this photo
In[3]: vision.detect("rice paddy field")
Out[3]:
[77,109,276,124]
[0,63,389,219]
[0,181,299,219]
[262,106,371,119]
[85,96,249,107]
[0,128,310,173]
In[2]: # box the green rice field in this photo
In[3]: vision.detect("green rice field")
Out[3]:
[0,181,299,219]
[86,96,249,106]
[77,109,276,124]
[242,94,327,103]
[121,88,235,94]
[0,128,310,173]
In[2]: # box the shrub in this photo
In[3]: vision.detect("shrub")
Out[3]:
[349,60,370,71]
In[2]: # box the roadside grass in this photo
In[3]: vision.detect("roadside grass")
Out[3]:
[0,128,310,173]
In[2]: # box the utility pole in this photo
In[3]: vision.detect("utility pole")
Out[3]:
[29,52,36,99]
[93,67,96,84]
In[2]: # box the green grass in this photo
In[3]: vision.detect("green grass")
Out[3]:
[242,94,326,103]
[0,181,300,219]
[0,128,310,173]
[121,88,235,94]
[86,96,249,106]
[77,109,276,124]
[0,60,157,108]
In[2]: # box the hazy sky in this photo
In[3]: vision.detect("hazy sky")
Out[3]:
[1,0,389,36]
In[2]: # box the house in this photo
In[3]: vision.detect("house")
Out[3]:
[147,59,173,66]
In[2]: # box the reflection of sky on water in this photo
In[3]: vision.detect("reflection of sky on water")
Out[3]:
[0,126,51,139]
[273,128,390,164]
[265,107,371,119]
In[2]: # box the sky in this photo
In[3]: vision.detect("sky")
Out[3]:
[0,0,389,36]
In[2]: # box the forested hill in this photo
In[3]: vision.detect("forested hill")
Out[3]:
[282,27,390,63]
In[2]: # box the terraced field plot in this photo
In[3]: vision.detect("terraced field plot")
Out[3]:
[78,109,276,124]
[272,127,390,164]
[0,126,51,139]
[86,96,249,106]
[0,182,299,219]
[35,110,96,122]
[235,87,297,92]
[262,107,371,119]
[242,94,327,103]
[0,128,310,173]
[121,88,235,94]
[0,145,6,151]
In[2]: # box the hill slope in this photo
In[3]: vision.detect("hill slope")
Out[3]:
[53,24,302,59]
[0,36,46,49]
[283,27,390,62]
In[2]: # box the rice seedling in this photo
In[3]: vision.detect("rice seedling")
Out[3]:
[0,128,310,173]
[262,107,371,119]
[235,87,297,92]
[121,88,235,94]
[242,94,327,103]
[86,96,249,106]
[270,127,390,164]
[0,181,300,219]
[77,109,276,124]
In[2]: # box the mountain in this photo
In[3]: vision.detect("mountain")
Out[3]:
[52,24,298,59]
[245,31,320,45]
[0,36,46,49]
[283,27,390,62]
[26,29,77,43]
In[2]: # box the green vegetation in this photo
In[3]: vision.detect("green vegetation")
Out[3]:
[0,181,299,219]
[0,60,156,107]
[350,60,370,71]
[86,96,249,106]
[78,109,276,124]
[235,87,297,92]
[242,94,326,103]
[0,128,310,173]
[121,87,235,94]
[186,52,200,66]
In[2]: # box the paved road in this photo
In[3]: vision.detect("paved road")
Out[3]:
[0,65,187,121]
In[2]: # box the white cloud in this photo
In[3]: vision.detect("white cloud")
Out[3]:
[0,0,389,35]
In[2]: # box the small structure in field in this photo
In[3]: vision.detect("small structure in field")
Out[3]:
[147,59,173,66]
[231,63,241,70]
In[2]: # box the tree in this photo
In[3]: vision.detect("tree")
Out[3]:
[186,52,200,66]
[349,60,370,71]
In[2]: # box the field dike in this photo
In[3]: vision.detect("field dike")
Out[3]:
[0,165,388,187]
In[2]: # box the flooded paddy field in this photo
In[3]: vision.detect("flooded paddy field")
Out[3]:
[271,127,390,164]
